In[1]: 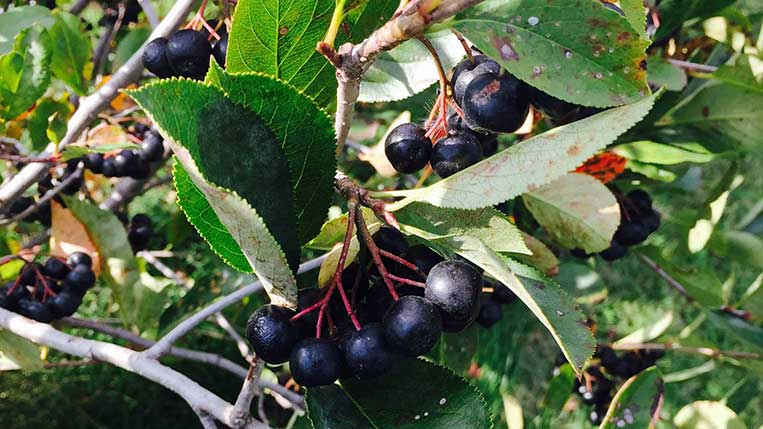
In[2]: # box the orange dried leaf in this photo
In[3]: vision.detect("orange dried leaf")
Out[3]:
[50,201,101,275]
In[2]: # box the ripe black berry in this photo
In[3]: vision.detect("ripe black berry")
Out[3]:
[43,257,70,280]
[129,226,152,252]
[491,282,516,304]
[528,86,580,122]
[384,123,432,174]
[139,131,165,163]
[641,209,661,233]
[447,111,499,157]
[67,252,92,269]
[8,196,33,216]
[84,153,104,173]
[212,33,228,68]
[476,294,502,328]
[131,213,153,229]
[113,150,140,177]
[62,265,96,297]
[102,157,118,177]
[425,260,482,332]
[342,323,396,380]
[19,264,39,286]
[382,295,442,356]
[451,55,501,105]
[627,189,652,212]
[431,132,482,178]
[614,221,649,246]
[166,29,212,80]
[245,305,301,364]
[289,337,344,387]
[17,298,55,323]
[600,240,627,261]
[47,292,82,318]
[462,72,530,134]
[0,282,28,310]
[142,37,174,78]
[373,226,409,255]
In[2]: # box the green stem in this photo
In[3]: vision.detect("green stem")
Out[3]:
[323,0,348,47]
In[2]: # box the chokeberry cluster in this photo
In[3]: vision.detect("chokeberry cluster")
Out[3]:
[599,189,661,261]
[245,226,516,387]
[570,345,664,424]
[82,130,165,179]
[0,252,95,323]
[143,26,228,80]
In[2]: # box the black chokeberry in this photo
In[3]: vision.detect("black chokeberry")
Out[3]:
[382,295,442,356]
[296,287,323,336]
[342,323,396,380]
[8,196,33,216]
[341,263,369,302]
[425,260,482,332]
[0,282,28,310]
[142,37,174,78]
[627,189,652,212]
[476,294,502,328]
[62,265,96,297]
[289,337,344,387]
[384,123,432,174]
[462,72,530,134]
[113,150,140,177]
[83,152,104,174]
[43,257,70,280]
[47,291,82,318]
[102,157,118,177]
[128,162,152,180]
[491,282,516,304]
[166,29,212,80]
[431,132,482,178]
[406,245,443,275]
[131,213,153,229]
[528,86,580,122]
[245,305,301,364]
[447,111,499,157]
[19,264,40,286]
[139,131,165,163]
[451,55,501,105]
[600,240,627,261]
[67,252,92,269]
[17,298,55,323]
[641,209,661,233]
[128,225,152,252]
[373,226,408,256]
[212,33,228,68]
[614,221,649,246]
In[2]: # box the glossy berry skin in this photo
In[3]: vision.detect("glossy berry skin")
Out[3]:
[63,265,96,297]
[382,295,442,356]
[406,245,443,275]
[47,292,82,318]
[289,338,344,387]
[102,157,118,177]
[17,299,55,323]
[342,323,396,380]
[166,29,212,80]
[384,123,432,174]
[131,213,153,229]
[452,55,501,105]
[245,305,301,364]
[139,132,165,163]
[142,37,174,78]
[374,226,409,256]
[113,150,140,177]
[600,240,627,261]
[67,252,92,269]
[425,260,482,331]
[614,221,649,246]
[212,33,228,68]
[84,153,104,174]
[476,294,502,328]
[462,72,530,134]
[431,132,482,178]
[528,86,580,122]
[0,282,28,310]
[446,111,499,157]
[128,226,152,252]
[43,258,70,280]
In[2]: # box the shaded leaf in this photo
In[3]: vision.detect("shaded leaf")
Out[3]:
[48,12,91,95]
[600,367,664,429]
[523,173,620,253]
[308,208,380,250]
[0,25,53,119]
[511,232,559,277]
[385,91,659,210]
[707,310,763,351]
[0,5,54,55]
[26,97,72,150]
[640,247,724,307]
[0,329,43,371]
[452,0,650,107]
[647,58,687,91]
[543,363,575,413]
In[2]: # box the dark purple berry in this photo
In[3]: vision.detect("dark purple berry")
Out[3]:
[431,132,482,178]
[142,37,174,78]
[166,29,212,80]
[462,72,530,134]
[342,323,396,380]
[425,260,482,332]
[384,123,432,174]
[289,337,343,387]
[382,295,442,356]
[245,305,301,364]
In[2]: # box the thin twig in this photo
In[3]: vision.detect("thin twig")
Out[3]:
[214,312,253,360]
[138,0,160,29]
[231,361,264,427]
[0,167,83,227]
[145,255,327,359]
[666,59,718,73]
[637,253,694,301]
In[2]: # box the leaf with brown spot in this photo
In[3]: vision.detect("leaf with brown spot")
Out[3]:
[50,200,100,275]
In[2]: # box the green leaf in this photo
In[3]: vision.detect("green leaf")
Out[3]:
[712,55,763,94]
[640,248,724,307]
[0,5,54,55]
[523,173,620,253]
[394,202,530,255]
[614,311,674,345]
[709,231,763,270]
[0,329,43,371]
[599,367,664,429]
[48,12,91,95]
[306,358,492,429]
[674,400,748,429]
[62,196,169,331]
[618,0,649,40]
[226,0,335,105]
[384,91,659,210]
[26,97,72,150]
[60,141,140,160]
[112,25,150,72]
[512,232,559,276]
[543,363,575,413]
[647,58,687,91]
[0,25,53,119]
[707,310,763,351]
[655,0,736,40]
[396,208,593,375]
[359,29,465,103]
[308,208,380,250]
[658,81,763,148]
[429,326,480,373]
[613,141,717,164]
[129,81,299,306]
[452,0,650,107]
[625,160,677,182]
[213,71,336,244]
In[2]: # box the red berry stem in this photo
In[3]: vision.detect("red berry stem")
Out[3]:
[6,265,26,295]
[34,268,57,301]
[385,273,426,288]
[354,208,399,301]
[378,249,426,279]
[330,202,361,331]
